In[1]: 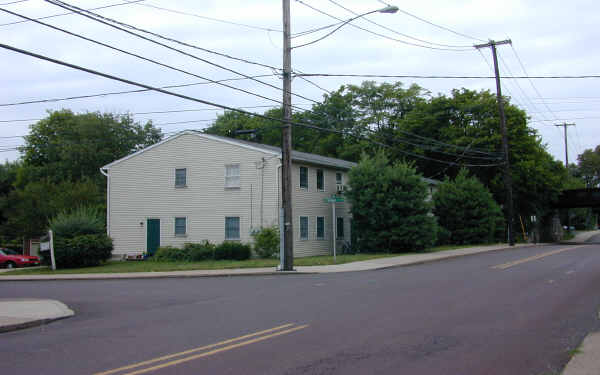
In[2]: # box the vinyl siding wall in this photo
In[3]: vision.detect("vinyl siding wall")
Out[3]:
[107,134,279,257]
[291,162,352,257]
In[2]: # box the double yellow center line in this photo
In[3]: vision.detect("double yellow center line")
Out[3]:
[95,323,308,375]
[492,245,582,270]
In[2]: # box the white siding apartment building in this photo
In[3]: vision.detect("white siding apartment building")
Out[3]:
[101,131,356,259]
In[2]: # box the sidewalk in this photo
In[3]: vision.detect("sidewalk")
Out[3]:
[566,229,600,243]
[562,332,600,375]
[0,299,74,333]
[0,242,541,281]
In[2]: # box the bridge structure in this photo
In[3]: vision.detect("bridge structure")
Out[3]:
[553,188,600,208]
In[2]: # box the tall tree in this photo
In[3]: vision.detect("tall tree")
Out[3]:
[19,109,162,188]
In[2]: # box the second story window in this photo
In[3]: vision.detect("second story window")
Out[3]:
[225,164,240,188]
[175,168,187,187]
[299,166,308,189]
[316,169,324,191]
[336,172,343,185]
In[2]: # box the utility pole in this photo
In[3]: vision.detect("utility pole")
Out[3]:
[555,122,575,233]
[281,0,294,270]
[555,122,575,169]
[475,39,515,246]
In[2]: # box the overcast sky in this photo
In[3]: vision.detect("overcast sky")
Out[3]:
[1,0,599,167]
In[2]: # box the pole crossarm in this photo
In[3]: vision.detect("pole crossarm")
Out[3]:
[474,39,512,49]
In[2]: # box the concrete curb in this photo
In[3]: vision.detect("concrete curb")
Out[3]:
[562,331,600,375]
[0,299,74,333]
[0,243,546,281]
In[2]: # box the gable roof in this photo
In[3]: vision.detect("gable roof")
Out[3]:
[101,130,356,170]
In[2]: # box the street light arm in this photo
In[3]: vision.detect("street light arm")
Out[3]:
[292,6,397,49]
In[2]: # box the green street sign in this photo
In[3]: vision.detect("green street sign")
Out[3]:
[324,195,344,203]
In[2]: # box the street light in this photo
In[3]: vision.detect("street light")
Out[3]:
[292,5,399,49]
[279,1,397,271]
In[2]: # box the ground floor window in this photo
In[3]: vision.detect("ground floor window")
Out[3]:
[337,217,344,239]
[316,216,325,239]
[225,217,240,240]
[175,217,186,236]
[299,216,309,240]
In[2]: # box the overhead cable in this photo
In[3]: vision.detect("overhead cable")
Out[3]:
[43,0,320,106]
[0,41,503,167]
[294,0,473,51]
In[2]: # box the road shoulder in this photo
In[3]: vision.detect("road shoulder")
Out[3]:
[562,331,600,375]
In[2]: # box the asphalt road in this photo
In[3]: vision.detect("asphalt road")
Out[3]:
[2,243,600,375]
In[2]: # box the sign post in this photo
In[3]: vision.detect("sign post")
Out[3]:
[41,230,56,270]
[324,194,344,263]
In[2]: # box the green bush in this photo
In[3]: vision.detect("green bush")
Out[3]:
[346,152,438,252]
[153,241,216,262]
[433,169,504,245]
[215,242,252,260]
[53,234,113,268]
[49,205,104,238]
[251,226,279,258]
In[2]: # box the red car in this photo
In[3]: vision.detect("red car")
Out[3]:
[0,248,41,269]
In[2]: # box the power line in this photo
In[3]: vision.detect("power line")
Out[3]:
[294,0,473,51]
[0,104,316,124]
[0,0,29,5]
[0,0,146,27]
[375,0,486,42]
[41,1,321,108]
[0,74,278,107]
[3,6,296,109]
[123,0,283,33]
[327,0,474,48]
[0,41,502,167]
[296,72,600,79]
[42,1,281,72]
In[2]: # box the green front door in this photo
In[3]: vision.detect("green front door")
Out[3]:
[147,219,160,256]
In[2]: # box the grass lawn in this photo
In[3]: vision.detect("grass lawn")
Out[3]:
[2,243,495,276]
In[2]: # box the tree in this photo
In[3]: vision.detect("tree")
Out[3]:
[19,109,162,188]
[575,146,600,187]
[433,169,504,245]
[346,152,437,252]
[395,88,568,221]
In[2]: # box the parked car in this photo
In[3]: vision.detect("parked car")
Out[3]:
[0,248,40,269]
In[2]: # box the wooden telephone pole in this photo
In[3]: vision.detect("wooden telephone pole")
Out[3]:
[281,0,294,270]
[555,122,576,168]
[474,39,515,246]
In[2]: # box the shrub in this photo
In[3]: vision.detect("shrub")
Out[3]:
[183,241,216,261]
[53,234,113,268]
[49,205,104,238]
[153,241,216,262]
[215,242,252,260]
[251,226,279,258]
[433,169,504,245]
[346,152,438,252]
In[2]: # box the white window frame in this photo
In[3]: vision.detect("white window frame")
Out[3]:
[225,164,241,189]
[225,216,241,240]
[175,168,187,188]
[299,166,309,190]
[174,216,187,237]
[316,169,325,192]
[315,216,325,240]
[336,216,344,239]
[299,216,309,240]
[335,172,343,186]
